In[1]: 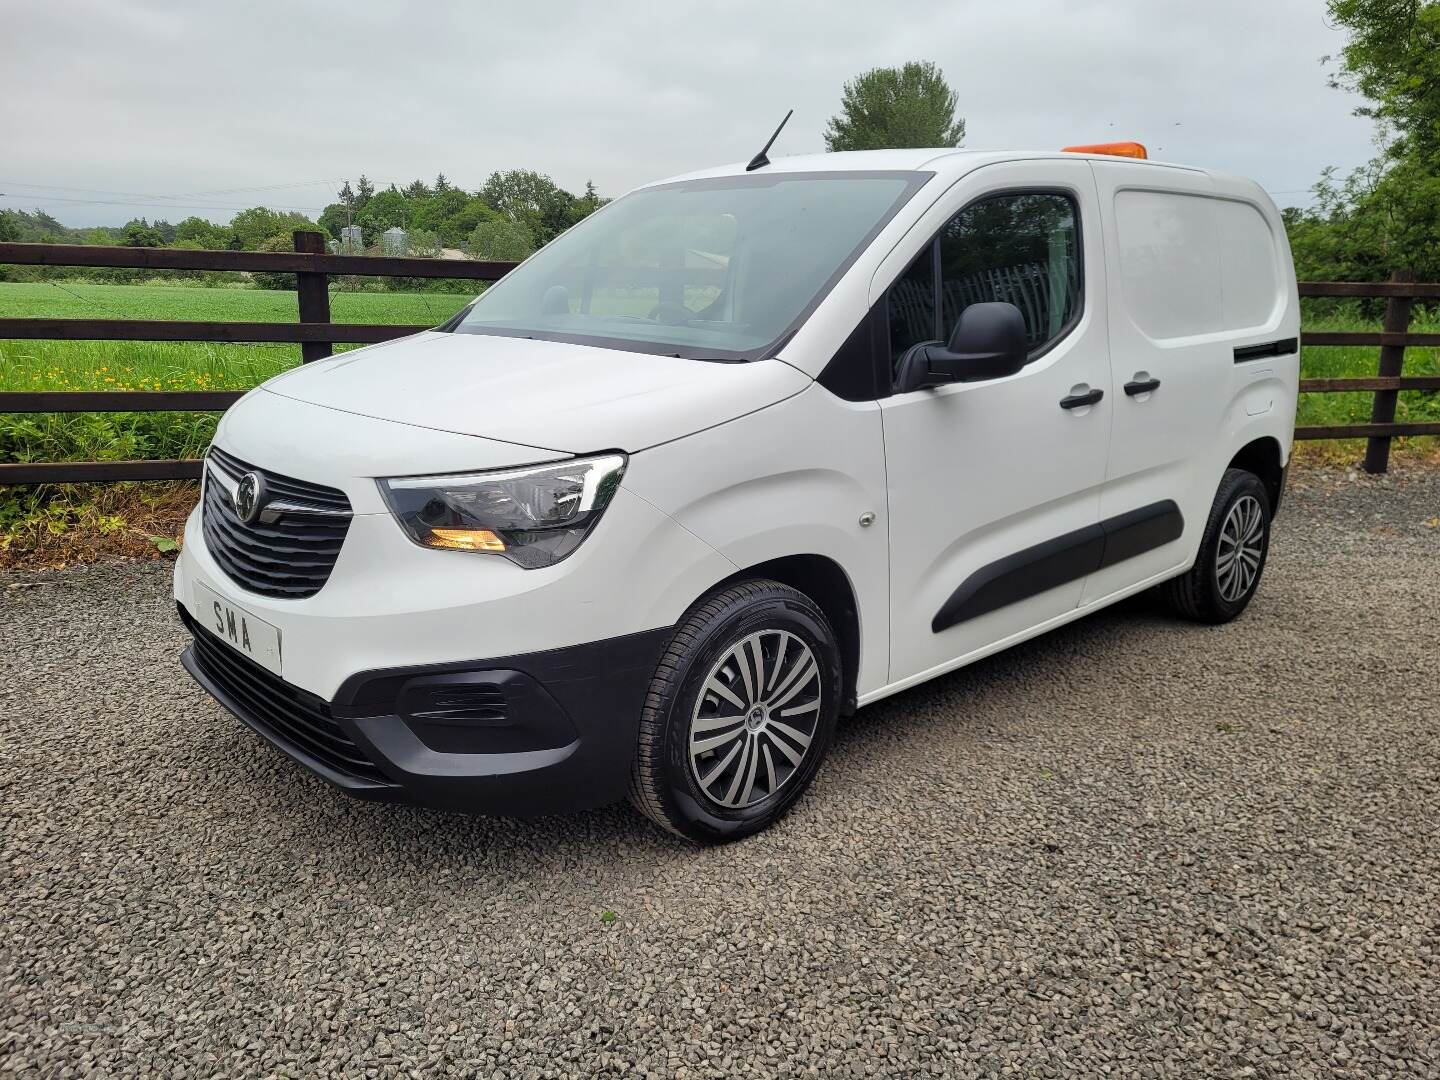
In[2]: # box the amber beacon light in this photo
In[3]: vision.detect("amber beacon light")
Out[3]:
[1061,141,1148,159]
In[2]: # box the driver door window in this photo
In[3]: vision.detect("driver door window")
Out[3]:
[888,191,1081,377]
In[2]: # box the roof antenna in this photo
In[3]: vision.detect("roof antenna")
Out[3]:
[746,109,793,171]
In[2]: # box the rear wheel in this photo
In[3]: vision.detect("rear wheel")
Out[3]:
[1161,468,1271,623]
[629,579,840,843]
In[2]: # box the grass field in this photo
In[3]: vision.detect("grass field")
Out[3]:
[0,281,471,389]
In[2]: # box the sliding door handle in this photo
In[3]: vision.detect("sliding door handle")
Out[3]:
[1059,388,1104,410]
[1124,377,1161,396]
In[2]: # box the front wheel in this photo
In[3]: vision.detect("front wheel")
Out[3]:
[1160,468,1272,623]
[629,579,841,843]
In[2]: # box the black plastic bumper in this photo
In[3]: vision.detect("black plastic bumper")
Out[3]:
[178,604,670,815]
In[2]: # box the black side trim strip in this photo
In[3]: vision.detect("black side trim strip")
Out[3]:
[1099,499,1185,566]
[931,526,1104,633]
[931,500,1184,633]
[1234,337,1298,363]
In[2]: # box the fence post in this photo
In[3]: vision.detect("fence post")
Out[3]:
[1363,269,1415,474]
[293,230,331,364]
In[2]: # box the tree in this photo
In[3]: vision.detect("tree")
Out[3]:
[0,210,19,243]
[824,61,965,152]
[229,207,323,250]
[1326,0,1440,161]
[318,202,351,241]
[407,228,443,259]
[250,233,306,289]
[566,179,607,229]
[1285,1,1440,283]
[467,219,535,262]
[1287,156,1440,284]
[175,216,232,249]
[479,169,576,244]
[410,189,500,247]
[357,187,410,245]
[121,218,165,247]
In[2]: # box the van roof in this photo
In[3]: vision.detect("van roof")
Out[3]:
[650,147,1213,185]
[646,148,1270,208]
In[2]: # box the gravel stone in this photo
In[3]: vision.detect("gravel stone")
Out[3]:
[3,464,1438,1078]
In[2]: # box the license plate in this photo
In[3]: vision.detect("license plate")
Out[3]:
[194,582,283,676]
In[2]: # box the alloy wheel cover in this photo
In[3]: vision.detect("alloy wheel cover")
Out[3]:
[1216,494,1265,603]
[687,630,822,810]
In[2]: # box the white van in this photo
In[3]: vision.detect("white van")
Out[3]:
[177,145,1299,842]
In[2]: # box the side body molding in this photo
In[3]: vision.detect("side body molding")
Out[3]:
[932,500,1184,632]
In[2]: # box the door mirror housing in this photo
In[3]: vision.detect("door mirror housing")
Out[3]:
[897,301,1029,392]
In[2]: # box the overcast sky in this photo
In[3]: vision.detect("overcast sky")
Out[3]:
[1,0,1378,227]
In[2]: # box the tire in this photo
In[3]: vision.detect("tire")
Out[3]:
[629,579,841,843]
[1160,468,1272,624]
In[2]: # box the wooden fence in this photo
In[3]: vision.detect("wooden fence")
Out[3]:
[1,237,1438,483]
[1290,272,1440,472]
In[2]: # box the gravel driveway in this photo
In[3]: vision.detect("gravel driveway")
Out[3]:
[4,466,1438,1078]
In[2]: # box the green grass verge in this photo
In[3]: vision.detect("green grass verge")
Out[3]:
[1297,312,1440,430]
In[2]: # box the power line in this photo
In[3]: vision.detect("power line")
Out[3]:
[0,192,329,214]
[0,180,177,200]
[155,179,343,199]
[0,178,343,202]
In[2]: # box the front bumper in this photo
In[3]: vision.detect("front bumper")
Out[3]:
[179,604,670,815]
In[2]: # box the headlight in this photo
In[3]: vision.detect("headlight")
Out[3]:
[378,454,626,569]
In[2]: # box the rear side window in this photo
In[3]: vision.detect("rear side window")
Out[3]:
[1114,190,1221,339]
[888,191,1082,374]
[1214,199,1281,330]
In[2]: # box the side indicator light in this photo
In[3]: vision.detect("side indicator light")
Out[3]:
[1062,141,1148,159]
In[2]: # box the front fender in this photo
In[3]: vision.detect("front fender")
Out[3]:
[623,385,891,698]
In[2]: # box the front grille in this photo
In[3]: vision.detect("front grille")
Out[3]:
[202,445,352,599]
[182,608,394,787]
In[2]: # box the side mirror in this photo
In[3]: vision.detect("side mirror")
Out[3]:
[897,301,1029,392]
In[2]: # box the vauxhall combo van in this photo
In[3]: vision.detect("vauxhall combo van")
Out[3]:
[177,145,1299,842]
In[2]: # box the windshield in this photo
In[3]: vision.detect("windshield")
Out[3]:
[450,171,927,361]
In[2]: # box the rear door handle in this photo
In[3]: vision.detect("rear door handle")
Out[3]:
[1059,388,1104,410]
[1124,377,1161,396]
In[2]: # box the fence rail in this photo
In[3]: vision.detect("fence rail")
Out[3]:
[0,240,515,280]
[2,238,1438,483]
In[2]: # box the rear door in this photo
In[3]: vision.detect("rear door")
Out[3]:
[879,159,1113,688]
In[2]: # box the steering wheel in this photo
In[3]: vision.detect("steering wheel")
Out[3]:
[645,301,692,326]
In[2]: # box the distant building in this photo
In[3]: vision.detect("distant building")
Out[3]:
[339,225,363,254]
[381,227,407,257]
